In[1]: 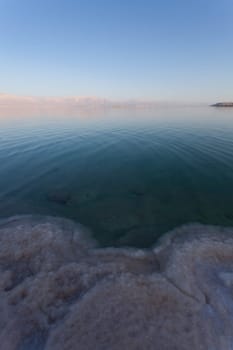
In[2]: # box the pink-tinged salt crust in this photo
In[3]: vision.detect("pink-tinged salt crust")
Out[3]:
[0,215,233,349]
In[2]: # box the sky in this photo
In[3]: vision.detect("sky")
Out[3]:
[0,0,233,103]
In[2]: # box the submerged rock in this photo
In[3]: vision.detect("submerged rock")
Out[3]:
[0,216,233,349]
[46,190,71,205]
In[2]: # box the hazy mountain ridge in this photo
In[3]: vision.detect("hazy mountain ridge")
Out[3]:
[0,93,198,108]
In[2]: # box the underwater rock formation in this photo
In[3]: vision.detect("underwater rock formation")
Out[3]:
[0,215,233,349]
[46,190,71,205]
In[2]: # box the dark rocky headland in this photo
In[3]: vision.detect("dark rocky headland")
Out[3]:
[212,102,233,107]
[1,215,233,349]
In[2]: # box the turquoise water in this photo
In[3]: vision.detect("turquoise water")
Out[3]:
[1,106,233,247]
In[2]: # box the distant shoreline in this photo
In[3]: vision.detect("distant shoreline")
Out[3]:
[212,102,233,107]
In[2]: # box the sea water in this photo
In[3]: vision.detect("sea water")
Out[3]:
[0,106,233,247]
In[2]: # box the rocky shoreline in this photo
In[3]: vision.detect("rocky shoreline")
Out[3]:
[0,215,233,349]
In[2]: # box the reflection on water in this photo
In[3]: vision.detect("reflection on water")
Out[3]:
[0,106,233,247]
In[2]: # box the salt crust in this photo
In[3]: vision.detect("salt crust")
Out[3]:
[0,215,233,349]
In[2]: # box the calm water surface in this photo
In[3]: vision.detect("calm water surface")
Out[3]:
[1,106,233,247]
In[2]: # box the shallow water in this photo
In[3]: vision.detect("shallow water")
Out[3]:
[0,106,233,247]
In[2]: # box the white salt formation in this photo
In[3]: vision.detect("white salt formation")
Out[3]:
[0,215,233,349]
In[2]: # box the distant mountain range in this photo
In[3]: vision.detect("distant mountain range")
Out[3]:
[0,93,191,117]
[212,102,233,107]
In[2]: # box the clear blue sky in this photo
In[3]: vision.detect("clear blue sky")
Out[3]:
[0,0,233,103]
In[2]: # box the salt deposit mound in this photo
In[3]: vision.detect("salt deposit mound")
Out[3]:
[0,215,233,349]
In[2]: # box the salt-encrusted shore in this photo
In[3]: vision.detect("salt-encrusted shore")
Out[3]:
[0,215,233,349]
